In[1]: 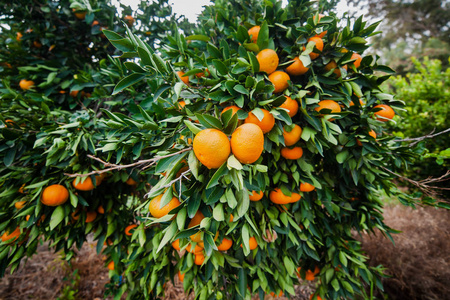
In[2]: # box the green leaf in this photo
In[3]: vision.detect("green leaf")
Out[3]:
[186,35,210,42]
[212,59,228,75]
[227,155,243,170]
[206,164,228,189]
[339,251,348,267]
[50,206,65,230]
[256,21,269,50]
[112,73,145,95]
[156,221,177,253]
[184,120,202,135]
[236,189,250,219]
[188,150,199,180]
[336,150,349,164]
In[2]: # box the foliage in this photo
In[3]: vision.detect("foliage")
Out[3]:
[386,57,450,190]
[0,0,445,299]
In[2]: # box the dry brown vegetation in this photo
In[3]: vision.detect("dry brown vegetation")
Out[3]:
[0,204,448,300]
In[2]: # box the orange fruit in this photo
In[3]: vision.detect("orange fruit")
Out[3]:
[313,14,327,38]
[350,53,362,69]
[177,100,186,109]
[256,49,279,75]
[172,239,181,250]
[70,90,79,97]
[188,210,205,243]
[221,105,241,117]
[72,176,102,191]
[14,201,26,210]
[248,236,258,250]
[269,188,292,204]
[194,253,205,265]
[33,41,42,48]
[268,71,290,94]
[71,208,81,221]
[270,291,283,297]
[72,9,87,20]
[41,184,69,206]
[283,125,302,146]
[125,224,138,236]
[305,266,320,281]
[16,32,23,42]
[300,182,315,192]
[357,129,377,146]
[349,99,365,106]
[217,238,233,251]
[373,104,395,121]
[230,123,264,164]
[178,271,185,282]
[19,79,35,90]
[248,25,260,43]
[107,261,114,271]
[1,227,21,243]
[124,15,135,26]
[286,57,309,76]
[249,190,264,201]
[310,294,323,300]
[244,109,275,134]
[97,205,105,214]
[229,214,234,222]
[304,36,323,60]
[186,243,204,254]
[281,147,303,160]
[148,194,181,218]
[290,193,301,203]
[92,20,99,26]
[176,71,189,85]
[193,129,231,169]
[195,68,209,78]
[85,211,97,223]
[324,61,347,78]
[126,177,138,185]
[314,100,341,120]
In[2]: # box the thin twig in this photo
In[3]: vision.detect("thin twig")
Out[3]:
[381,167,450,196]
[395,127,450,147]
[144,169,191,199]
[64,147,192,177]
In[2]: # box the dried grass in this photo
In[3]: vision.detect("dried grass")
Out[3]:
[358,205,450,300]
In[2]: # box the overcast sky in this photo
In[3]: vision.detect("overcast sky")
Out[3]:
[113,0,366,22]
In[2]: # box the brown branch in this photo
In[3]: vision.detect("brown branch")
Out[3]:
[64,147,192,178]
[395,127,450,147]
[144,169,191,199]
[381,167,450,196]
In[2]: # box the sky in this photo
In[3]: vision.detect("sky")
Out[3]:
[113,0,366,23]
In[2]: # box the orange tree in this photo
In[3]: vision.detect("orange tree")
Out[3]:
[1,0,447,299]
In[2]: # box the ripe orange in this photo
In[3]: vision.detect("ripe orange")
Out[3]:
[92,20,99,26]
[124,15,135,26]
[176,71,189,85]
[72,176,102,191]
[248,25,260,43]
[1,227,21,243]
[314,100,341,120]
[186,243,204,254]
[269,188,292,204]
[281,147,303,160]
[193,129,231,169]
[85,211,97,223]
[126,177,138,185]
[350,53,362,69]
[229,214,234,222]
[313,14,327,38]
[195,68,209,78]
[270,291,283,297]
[33,41,42,48]
[19,79,35,90]
[194,253,205,265]
[256,49,279,75]
[290,193,301,203]
[300,182,315,192]
[305,266,320,281]
[97,205,105,214]
[244,109,275,134]
[304,37,323,60]
[14,201,26,210]
[72,9,87,20]
[172,239,181,250]
[177,100,186,109]
[283,125,302,146]
[349,98,365,106]
[107,261,115,271]
[249,190,264,201]
[248,236,258,250]
[125,224,138,236]
[217,238,233,251]
[230,123,264,164]
[310,294,323,300]
[357,129,377,146]
[148,194,181,218]
[373,104,395,121]
[269,71,290,94]
[178,271,185,282]
[221,105,241,117]
[188,210,205,243]
[16,32,23,42]
[41,184,69,206]
[324,61,347,78]
[286,57,309,76]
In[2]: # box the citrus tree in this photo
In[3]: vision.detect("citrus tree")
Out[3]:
[1,0,446,299]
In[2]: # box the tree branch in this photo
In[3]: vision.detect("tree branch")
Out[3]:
[395,127,450,147]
